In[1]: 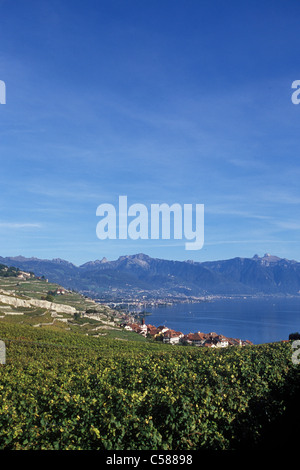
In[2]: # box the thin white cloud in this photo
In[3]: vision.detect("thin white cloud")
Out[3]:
[205,239,299,246]
[27,183,111,202]
[206,205,273,220]
[0,223,42,229]
[259,190,300,205]
[272,220,300,230]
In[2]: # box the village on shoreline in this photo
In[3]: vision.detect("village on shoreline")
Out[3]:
[121,318,253,348]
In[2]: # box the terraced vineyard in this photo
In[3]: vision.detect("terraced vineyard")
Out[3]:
[0,270,299,450]
[0,275,132,340]
[0,318,299,450]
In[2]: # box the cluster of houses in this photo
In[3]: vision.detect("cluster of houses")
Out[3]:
[122,319,252,348]
[55,287,66,295]
[16,271,49,283]
[16,271,32,280]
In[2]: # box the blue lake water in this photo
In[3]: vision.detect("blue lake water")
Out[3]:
[145,297,300,345]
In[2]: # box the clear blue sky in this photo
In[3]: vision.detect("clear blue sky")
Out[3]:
[1,0,300,265]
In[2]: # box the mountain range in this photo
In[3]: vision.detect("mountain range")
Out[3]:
[1,253,300,300]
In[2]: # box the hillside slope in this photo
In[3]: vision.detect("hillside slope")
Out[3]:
[0,320,299,450]
[0,270,137,341]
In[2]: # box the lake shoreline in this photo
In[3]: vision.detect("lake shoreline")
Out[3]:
[139,296,300,345]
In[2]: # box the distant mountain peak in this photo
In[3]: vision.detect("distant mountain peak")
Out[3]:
[10,255,39,262]
[1,252,300,298]
[116,253,152,268]
[252,253,282,263]
[79,257,109,268]
[118,253,151,261]
[261,253,282,263]
[51,258,75,266]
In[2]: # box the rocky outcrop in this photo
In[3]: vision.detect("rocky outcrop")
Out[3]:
[0,293,76,315]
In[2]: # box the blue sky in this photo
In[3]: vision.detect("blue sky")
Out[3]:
[1,0,300,265]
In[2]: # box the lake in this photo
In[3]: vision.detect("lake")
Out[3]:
[145,297,300,344]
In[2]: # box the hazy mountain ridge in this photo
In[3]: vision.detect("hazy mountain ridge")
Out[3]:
[0,253,299,298]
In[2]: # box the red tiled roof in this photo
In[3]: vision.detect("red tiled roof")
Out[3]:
[185,332,206,341]
[128,323,143,332]
[207,332,218,338]
[147,326,160,335]
[163,329,183,338]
